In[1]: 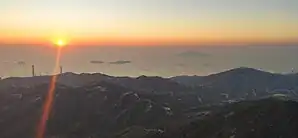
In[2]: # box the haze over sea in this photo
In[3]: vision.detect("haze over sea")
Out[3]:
[0,45,298,78]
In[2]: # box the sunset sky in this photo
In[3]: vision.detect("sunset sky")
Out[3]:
[1,0,298,46]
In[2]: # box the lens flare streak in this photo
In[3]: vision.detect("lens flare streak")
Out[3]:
[36,48,62,138]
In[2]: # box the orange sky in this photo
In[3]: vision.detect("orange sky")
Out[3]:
[0,0,297,46]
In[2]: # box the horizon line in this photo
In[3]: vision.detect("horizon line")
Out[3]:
[0,41,298,47]
[1,67,296,80]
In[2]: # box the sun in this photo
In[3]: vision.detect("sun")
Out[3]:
[54,39,67,47]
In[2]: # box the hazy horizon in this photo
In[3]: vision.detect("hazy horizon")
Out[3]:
[1,45,298,78]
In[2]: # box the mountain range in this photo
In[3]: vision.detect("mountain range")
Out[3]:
[0,67,297,138]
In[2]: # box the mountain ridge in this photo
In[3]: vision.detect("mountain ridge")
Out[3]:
[0,67,298,137]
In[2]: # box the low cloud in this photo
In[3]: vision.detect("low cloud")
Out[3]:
[177,51,211,58]
[90,60,105,64]
[109,60,132,65]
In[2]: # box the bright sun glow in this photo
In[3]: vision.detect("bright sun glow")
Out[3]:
[55,39,66,47]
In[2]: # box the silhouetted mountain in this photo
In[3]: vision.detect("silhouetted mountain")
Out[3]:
[172,67,276,86]
[1,68,298,138]
[1,68,298,104]
[118,75,190,93]
[0,73,188,94]
[170,75,203,86]
[172,67,298,101]
[0,72,110,89]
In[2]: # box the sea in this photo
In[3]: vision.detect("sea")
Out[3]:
[0,45,298,78]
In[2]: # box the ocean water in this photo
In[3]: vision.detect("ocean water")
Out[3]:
[0,45,298,78]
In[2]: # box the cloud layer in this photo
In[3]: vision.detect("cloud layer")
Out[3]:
[109,60,132,65]
[90,60,105,64]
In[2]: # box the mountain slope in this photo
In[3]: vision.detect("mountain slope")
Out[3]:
[1,69,298,138]
[146,98,298,138]
[172,67,298,100]
[0,81,191,138]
